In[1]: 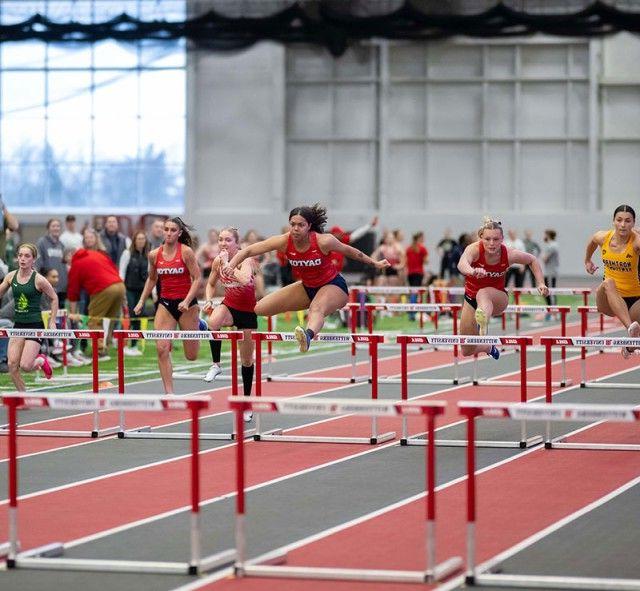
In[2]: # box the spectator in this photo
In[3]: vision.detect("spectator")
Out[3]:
[0,194,19,265]
[0,266,13,372]
[437,229,457,280]
[406,231,429,320]
[505,229,525,288]
[542,229,559,308]
[60,214,84,251]
[329,216,378,273]
[119,230,150,356]
[523,229,542,287]
[148,217,166,250]
[100,215,130,267]
[35,218,68,307]
[196,228,219,278]
[67,228,126,360]
[371,231,405,288]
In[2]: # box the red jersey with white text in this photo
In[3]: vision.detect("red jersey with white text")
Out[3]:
[465,242,509,299]
[155,243,191,299]
[286,231,338,288]
[221,263,257,313]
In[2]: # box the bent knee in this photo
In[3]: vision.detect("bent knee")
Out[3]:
[461,345,476,357]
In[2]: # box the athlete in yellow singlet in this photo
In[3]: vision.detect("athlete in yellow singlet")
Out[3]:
[585,204,640,358]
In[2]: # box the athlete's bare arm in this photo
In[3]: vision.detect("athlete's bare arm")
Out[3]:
[226,234,288,272]
[457,243,481,277]
[0,270,14,300]
[508,249,548,295]
[585,230,607,275]
[134,249,158,315]
[36,274,59,328]
[318,233,389,270]
[178,245,202,311]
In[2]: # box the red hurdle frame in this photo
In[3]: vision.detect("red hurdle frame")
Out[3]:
[1,392,235,575]
[0,329,115,438]
[229,395,462,584]
[399,335,542,448]
[114,329,246,440]
[460,400,640,590]
[252,332,395,444]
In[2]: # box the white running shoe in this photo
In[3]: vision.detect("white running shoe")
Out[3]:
[46,355,62,369]
[124,346,143,357]
[243,410,253,422]
[204,364,222,382]
[475,308,489,336]
[294,325,311,352]
[65,354,83,367]
[622,321,640,359]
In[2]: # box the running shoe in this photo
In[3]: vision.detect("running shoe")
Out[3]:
[475,308,489,336]
[488,345,500,360]
[243,410,253,422]
[204,364,222,382]
[38,354,52,379]
[124,346,143,357]
[623,321,640,358]
[198,318,209,332]
[294,326,311,353]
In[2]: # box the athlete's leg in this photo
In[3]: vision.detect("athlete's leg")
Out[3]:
[19,340,44,372]
[154,306,178,394]
[596,279,631,327]
[475,287,509,335]
[204,305,233,381]
[240,328,255,396]
[460,302,490,357]
[254,282,310,317]
[8,338,27,391]
[306,284,349,335]
[178,305,201,361]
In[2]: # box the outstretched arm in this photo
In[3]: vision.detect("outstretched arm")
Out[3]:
[509,249,548,295]
[457,243,481,277]
[226,234,288,272]
[319,233,389,270]
[585,231,606,275]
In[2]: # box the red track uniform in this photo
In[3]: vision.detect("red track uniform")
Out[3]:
[465,242,509,299]
[155,243,191,300]
[286,231,338,288]
[221,271,256,313]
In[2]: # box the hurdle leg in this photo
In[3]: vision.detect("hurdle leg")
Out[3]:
[235,407,247,576]
[465,412,477,585]
[189,405,201,574]
[7,400,19,567]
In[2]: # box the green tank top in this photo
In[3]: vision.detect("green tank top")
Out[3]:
[11,270,42,323]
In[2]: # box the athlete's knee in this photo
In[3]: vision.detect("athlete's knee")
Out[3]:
[184,348,198,361]
[461,345,475,357]
[20,361,34,372]
[8,359,20,374]
[254,301,268,316]
[602,278,617,293]
[157,342,171,357]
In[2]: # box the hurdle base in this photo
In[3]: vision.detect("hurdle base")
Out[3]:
[239,556,462,583]
[0,426,120,439]
[402,435,543,449]
[380,376,472,386]
[35,373,118,384]
[582,381,639,390]
[265,374,369,384]
[254,431,396,445]
[473,572,640,590]
[172,372,232,382]
[119,426,255,441]
[473,379,572,388]
[11,545,236,575]
[546,438,640,452]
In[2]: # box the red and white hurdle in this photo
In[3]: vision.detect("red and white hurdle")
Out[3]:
[0,328,118,438]
[252,332,395,444]
[229,395,462,584]
[399,335,542,448]
[114,329,250,440]
[1,392,235,575]
[460,400,640,590]
[252,331,372,385]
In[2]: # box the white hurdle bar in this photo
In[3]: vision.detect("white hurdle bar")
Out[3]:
[510,287,590,332]
[252,331,370,385]
[114,330,253,441]
[0,329,119,439]
[230,395,462,584]
[502,304,570,339]
[460,400,640,590]
[542,335,640,393]
[1,392,235,575]
[252,333,395,444]
[399,335,541,449]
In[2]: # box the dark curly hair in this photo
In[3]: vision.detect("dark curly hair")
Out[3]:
[288,203,328,233]
[166,217,195,248]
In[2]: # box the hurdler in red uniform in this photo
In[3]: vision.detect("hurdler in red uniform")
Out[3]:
[457,217,548,359]
[225,205,389,352]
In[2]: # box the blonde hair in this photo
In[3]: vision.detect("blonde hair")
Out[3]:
[83,228,107,252]
[220,226,240,244]
[478,217,503,238]
[17,243,38,259]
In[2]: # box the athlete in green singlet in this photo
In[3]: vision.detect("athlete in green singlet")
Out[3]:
[0,243,58,391]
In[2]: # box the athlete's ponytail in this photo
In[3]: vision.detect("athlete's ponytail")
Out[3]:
[289,203,328,233]
[478,217,503,238]
[168,217,195,248]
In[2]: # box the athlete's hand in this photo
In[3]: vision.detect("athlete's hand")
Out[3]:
[48,319,57,330]
[537,283,549,297]
[585,260,599,275]
[374,259,391,270]
[472,267,487,279]
[220,263,236,281]
[202,299,215,314]
[177,299,189,313]
[133,302,143,316]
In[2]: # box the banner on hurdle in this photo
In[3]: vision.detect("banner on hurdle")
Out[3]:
[542,335,640,392]
[229,395,462,584]
[114,330,253,441]
[1,392,235,575]
[252,333,394,444]
[459,400,640,591]
[399,335,542,449]
[0,329,119,439]
[252,331,371,385]
[501,305,571,341]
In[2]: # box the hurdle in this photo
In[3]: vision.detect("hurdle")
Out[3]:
[253,331,371,385]
[1,392,235,575]
[460,400,640,589]
[252,333,395,444]
[229,395,462,583]
[542,335,640,392]
[399,335,542,449]
[510,287,590,332]
[0,329,119,438]
[114,329,251,440]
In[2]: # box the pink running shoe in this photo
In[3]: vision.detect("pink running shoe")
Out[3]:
[38,353,52,379]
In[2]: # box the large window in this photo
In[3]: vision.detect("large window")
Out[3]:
[0,0,186,214]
